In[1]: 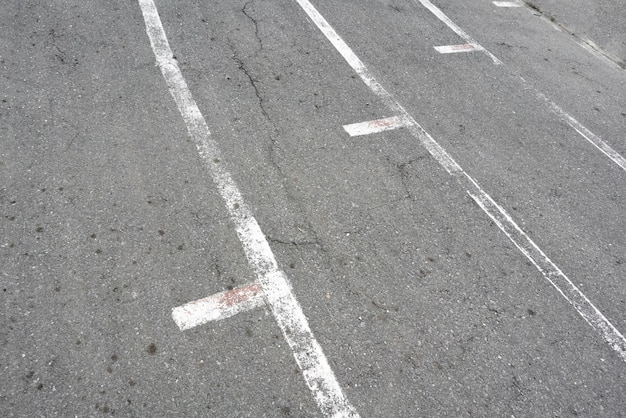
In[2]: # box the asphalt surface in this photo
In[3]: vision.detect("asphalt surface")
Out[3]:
[1,0,625,416]
[521,0,626,64]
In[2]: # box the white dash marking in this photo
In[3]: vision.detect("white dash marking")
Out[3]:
[138,0,359,416]
[173,283,265,331]
[294,0,626,362]
[493,1,522,7]
[434,43,483,54]
[343,116,412,136]
[414,0,502,64]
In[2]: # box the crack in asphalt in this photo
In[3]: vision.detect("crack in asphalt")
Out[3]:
[242,0,263,51]
[227,2,330,256]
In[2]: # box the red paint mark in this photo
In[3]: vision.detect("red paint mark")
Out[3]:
[220,283,262,307]
[371,118,394,128]
[450,44,475,51]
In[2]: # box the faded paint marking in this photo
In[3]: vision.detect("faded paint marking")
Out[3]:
[221,283,262,307]
[493,1,522,7]
[343,115,412,137]
[139,0,359,415]
[434,43,483,54]
[295,0,626,362]
[173,283,265,331]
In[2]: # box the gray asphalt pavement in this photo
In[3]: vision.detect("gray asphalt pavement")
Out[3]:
[1,0,625,416]
[520,0,626,64]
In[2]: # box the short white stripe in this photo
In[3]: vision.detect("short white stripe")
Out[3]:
[434,44,483,54]
[343,116,412,136]
[138,1,359,416]
[172,283,265,331]
[294,0,626,362]
[493,1,522,7]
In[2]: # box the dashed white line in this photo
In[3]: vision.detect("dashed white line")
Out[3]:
[343,115,413,137]
[293,0,626,362]
[138,0,359,416]
[434,43,484,54]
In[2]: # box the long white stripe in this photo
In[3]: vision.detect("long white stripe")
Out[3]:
[468,189,626,361]
[415,0,626,172]
[293,0,626,361]
[137,1,359,415]
[531,86,626,171]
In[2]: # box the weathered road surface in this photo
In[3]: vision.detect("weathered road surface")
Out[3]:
[2,0,624,416]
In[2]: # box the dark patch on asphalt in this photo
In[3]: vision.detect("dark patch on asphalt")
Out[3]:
[146,343,157,355]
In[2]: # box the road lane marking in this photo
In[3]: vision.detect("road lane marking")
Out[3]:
[468,188,626,361]
[493,1,522,7]
[528,82,626,170]
[413,0,502,64]
[413,0,626,172]
[434,43,484,54]
[293,0,626,362]
[173,283,265,331]
[343,115,413,136]
[138,1,359,416]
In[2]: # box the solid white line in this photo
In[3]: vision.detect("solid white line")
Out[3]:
[137,1,359,416]
[434,44,483,54]
[413,0,502,64]
[493,1,522,7]
[530,86,626,171]
[173,283,265,331]
[416,0,626,172]
[343,116,412,136]
[467,188,626,362]
[576,37,623,71]
[293,0,626,362]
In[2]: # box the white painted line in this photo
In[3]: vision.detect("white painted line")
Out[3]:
[577,36,623,72]
[343,115,412,136]
[434,43,483,54]
[493,1,522,7]
[294,0,626,362]
[413,0,502,64]
[173,283,265,331]
[137,1,359,416]
[467,188,626,362]
[529,85,626,171]
[417,0,626,172]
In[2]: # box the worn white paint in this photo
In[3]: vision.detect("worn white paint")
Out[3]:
[294,0,626,362]
[530,85,626,171]
[414,0,502,64]
[173,283,265,330]
[434,43,483,54]
[343,115,413,136]
[138,1,359,416]
[468,188,626,361]
[493,1,522,7]
[416,0,626,172]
